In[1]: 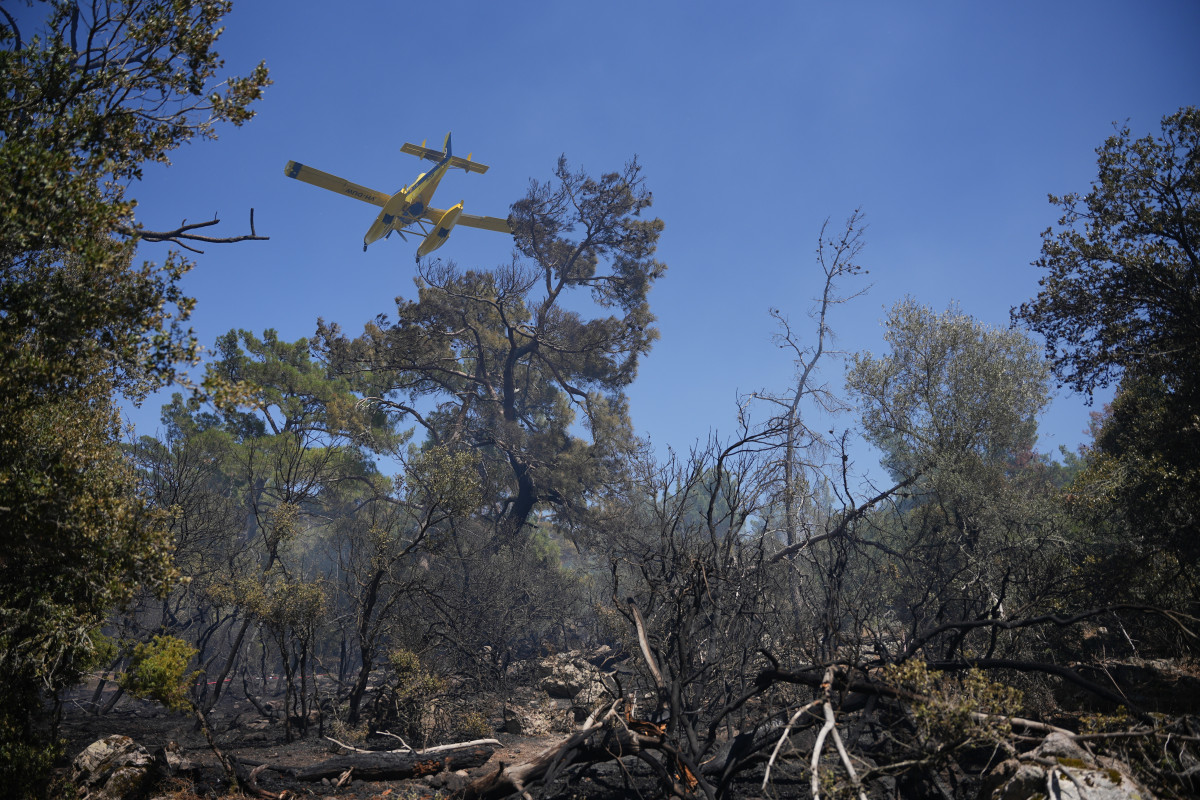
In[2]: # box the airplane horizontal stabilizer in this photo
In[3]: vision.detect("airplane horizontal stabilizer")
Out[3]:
[284,161,389,206]
[400,143,490,174]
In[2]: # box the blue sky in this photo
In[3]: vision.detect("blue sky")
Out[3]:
[112,1,1198,478]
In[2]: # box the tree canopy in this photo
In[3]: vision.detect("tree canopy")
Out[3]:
[318,157,665,538]
[1014,106,1199,397]
[1,0,269,396]
[848,298,1050,483]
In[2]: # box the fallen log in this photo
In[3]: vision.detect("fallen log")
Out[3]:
[461,703,698,800]
[463,731,623,800]
[292,744,494,782]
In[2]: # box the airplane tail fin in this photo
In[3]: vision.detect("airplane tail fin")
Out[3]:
[443,132,452,159]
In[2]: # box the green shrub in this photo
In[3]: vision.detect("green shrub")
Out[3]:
[120,635,199,713]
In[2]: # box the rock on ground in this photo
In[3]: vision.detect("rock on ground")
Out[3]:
[72,734,155,800]
[981,732,1154,800]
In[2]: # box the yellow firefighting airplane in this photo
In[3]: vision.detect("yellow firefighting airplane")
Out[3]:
[284,133,511,257]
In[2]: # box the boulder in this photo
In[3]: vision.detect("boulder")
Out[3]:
[536,650,610,704]
[72,735,155,800]
[979,759,1045,800]
[1032,732,1091,763]
[537,654,591,699]
[502,704,553,736]
[980,732,1154,800]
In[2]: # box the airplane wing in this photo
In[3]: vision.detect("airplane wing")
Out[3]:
[458,212,510,232]
[400,142,490,175]
[284,161,389,206]
[424,206,511,233]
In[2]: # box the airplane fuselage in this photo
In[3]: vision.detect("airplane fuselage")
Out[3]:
[363,158,452,248]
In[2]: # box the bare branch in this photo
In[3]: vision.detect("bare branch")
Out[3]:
[123,209,269,253]
[761,699,821,790]
[902,605,1199,660]
[769,474,919,563]
[628,601,667,696]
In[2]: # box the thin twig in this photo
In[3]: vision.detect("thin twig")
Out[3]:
[376,730,413,751]
[323,735,372,754]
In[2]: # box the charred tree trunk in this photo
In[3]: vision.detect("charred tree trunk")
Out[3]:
[100,684,125,714]
[347,569,384,725]
[208,615,251,708]
[501,451,538,539]
[88,654,123,714]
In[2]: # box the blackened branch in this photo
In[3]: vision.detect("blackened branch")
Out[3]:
[124,209,269,253]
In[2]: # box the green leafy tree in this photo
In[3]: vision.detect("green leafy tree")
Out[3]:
[0,383,177,793]
[0,4,267,790]
[318,158,665,538]
[1067,375,1200,624]
[1,0,270,399]
[202,328,400,566]
[247,578,327,740]
[846,301,1068,660]
[1015,108,1200,621]
[848,299,1050,482]
[1014,107,1198,397]
[124,398,247,687]
[119,633,242,787]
